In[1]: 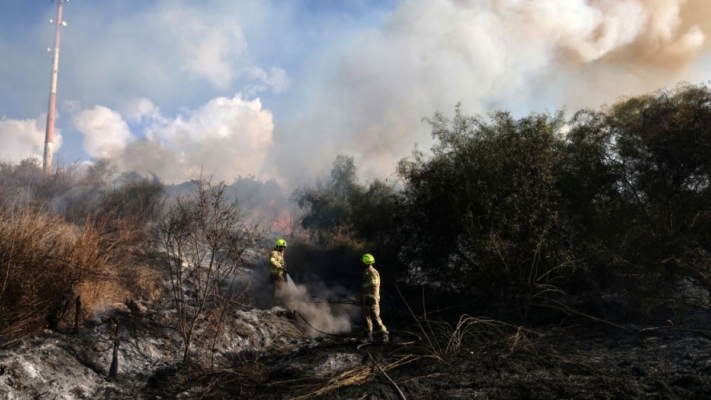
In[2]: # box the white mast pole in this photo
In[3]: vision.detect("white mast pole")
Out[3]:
[43,0,67,173]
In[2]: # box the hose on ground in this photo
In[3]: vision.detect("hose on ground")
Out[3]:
[307,296,361,306]
[294,311,420,345]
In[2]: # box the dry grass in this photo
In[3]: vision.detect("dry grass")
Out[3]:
[0,205,154,338]
[414,314,534,362]
[120,265,165,301]
[289,355,418,400]
[395,285,542,364]
[0,159,164,340]
[75,280,130,317]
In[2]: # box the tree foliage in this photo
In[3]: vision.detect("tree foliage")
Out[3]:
[292,155,398,246]
[396,106,576,317]
[565,84,711,313]
[294,84,711,320]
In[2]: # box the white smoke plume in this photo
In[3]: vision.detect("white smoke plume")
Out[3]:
[0,115,63,163]
[241,253,357,338]
[279,284,355,338]
[72,94,274,184]
[44,0,711,186]
[73,106,133,160]
[270,0,711,182]
[163,8,247,90]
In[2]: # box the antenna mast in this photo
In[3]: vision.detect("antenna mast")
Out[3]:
[43,0,68,173]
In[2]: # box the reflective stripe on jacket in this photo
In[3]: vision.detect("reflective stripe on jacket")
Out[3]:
[362,265,380,300]
[270,250,285,275]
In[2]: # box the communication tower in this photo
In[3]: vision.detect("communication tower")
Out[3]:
[43,0,69,173]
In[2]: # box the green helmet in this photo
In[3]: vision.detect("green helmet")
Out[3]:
[362,253,375,265]
[276,239,287,247]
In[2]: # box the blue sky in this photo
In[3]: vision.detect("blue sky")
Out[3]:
[1,0,710,185]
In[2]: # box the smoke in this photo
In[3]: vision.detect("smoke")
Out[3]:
[270,0,711,182]
[280,284,355,338]
[36,0,711,187]
[73,106,133,160]
[0,115,63,163]
[242,250,357,338]
[71,94,274,184]
[163,8,247,90]
[244,67,291,96]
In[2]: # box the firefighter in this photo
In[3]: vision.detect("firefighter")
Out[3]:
[269,239,288,304]
[361,253,389,343]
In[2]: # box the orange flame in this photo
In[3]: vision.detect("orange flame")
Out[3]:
[271,209,292,235]
[250,203,309,238]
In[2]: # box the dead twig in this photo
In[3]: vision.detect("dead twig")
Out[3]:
[289,355,418,400]
[358,344,407,400]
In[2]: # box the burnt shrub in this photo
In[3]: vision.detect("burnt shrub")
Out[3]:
[156,174,267,364]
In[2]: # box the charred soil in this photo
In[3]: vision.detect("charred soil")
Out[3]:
[140,314,711,399]
[1,298,710,399]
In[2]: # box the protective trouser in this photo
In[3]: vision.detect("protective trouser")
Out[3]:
[362,297,387,334]
[269,249,286,304]
[271,273,286,303]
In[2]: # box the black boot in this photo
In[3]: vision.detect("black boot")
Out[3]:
[362,332,373,343]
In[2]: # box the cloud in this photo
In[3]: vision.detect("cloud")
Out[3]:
[72,106,134,159]
[268,0,711,182]
[163,9,249,89]
[29,1,291,114]
[72,94,274,184]
[0,115,62,163]
[245,67,291,95]
[120,98,159,123]
[5,0,710,186]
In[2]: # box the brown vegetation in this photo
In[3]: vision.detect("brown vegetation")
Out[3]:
[0,207,145,338]
[0,159,163,341]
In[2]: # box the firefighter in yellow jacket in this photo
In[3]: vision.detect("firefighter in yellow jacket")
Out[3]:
[269,239,288,304]
[361,253,388,343]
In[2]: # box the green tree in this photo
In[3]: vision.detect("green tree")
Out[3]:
[396,106,577,319]
[568,83,711,314]
[293,155,365,240]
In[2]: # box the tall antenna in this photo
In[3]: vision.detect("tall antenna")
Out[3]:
[43,0,69,173]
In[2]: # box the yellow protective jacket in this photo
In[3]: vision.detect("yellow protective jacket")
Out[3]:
[362,265,381,302]
[269,250,285,278]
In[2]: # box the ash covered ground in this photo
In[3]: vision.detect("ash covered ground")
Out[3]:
[1,253,710,400]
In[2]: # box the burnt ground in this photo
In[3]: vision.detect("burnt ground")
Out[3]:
[1,309,711,399]
[1,290,710,399]
[134,313,711,400]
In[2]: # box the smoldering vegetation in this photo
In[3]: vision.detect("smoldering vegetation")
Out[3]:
[1,83,711,399]
[0,158,358,398]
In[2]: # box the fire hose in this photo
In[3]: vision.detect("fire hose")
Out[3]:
[306,296,361,306]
